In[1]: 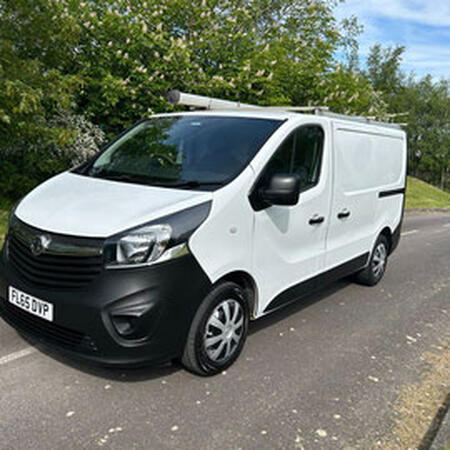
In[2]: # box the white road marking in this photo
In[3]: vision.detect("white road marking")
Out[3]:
[443,223,450,228]
[0,347,36,366]
[401,229,419,236]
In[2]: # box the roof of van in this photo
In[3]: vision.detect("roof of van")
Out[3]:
[153,110,297,121]
[152,110,406,134]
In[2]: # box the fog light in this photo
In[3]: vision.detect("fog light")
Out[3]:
[109,301,160,341]
[111,315,136,337]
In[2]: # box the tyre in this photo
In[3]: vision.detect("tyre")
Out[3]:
[182,281,249,376]
[355,235,389,286]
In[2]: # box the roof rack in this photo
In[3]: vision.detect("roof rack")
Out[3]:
[167,90,404,130]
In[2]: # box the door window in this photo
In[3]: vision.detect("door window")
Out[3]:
[260,125,324,192]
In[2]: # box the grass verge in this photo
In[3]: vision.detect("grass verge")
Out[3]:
[375,337,450,449]
[406,177,450,210]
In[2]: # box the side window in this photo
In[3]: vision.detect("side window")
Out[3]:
[259,125,324,192]
[292,126,324,191]
[260,133,294,179]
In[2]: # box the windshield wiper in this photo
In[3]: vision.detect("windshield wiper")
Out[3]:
[90,170,223,189]
[153,180,224,189]
[91,171,158,185]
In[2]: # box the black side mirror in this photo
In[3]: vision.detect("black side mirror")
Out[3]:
[260,173,300,206]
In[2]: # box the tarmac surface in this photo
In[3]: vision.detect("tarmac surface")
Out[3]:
[0,212,449,449]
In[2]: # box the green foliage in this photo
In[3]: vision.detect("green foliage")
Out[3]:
[0,0,84,197]
[0,0,447,201]
[406,176,450,209]
[69,0,384,135]
[0,0,388,200]
[0,197,13,246]
[402,77,449,191]
[366,44,405,99]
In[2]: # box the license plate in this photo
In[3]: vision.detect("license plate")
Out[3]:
[8,286,54,322]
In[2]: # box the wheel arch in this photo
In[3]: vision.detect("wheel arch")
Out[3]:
[379,226,393,254]
[215,271,259,319]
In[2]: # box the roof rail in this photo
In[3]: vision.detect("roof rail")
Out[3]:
[167,90,404,129]
[312,110,404,130]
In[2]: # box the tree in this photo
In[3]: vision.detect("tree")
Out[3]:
[403,77,449,190]
[0,0,394,198]
[365,44,449,191]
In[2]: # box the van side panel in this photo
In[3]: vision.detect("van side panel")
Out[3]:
[325,123,406,270]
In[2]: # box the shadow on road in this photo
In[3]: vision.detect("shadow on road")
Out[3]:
[19,278,353,382]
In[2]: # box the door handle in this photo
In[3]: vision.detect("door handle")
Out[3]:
[337,209,351,219]
[309,214,325,225]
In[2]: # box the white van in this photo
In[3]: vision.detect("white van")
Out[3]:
[0,92,407,375]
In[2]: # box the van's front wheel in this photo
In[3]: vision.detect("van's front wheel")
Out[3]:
[355,235,389,286]
[182,282,249,376]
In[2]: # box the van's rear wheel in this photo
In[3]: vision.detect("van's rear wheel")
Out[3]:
[355,235,389,286]
[182,282,249,376]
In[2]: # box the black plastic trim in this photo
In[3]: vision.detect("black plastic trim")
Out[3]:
[103,201,212,268]
[264,253,370,313]
[390,221,401,255]
[387,140,408,254]
[379,187,406,198]
[0,251,213,367]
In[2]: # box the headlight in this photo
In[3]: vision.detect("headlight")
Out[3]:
[115,224,172,265]
[104,201,211,269]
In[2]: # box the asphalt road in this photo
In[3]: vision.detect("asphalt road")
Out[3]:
[0,213,449,449]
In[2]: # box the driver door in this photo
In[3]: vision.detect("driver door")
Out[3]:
[251,123,332,315]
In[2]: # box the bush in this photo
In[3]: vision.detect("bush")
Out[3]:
[0,112,105,199]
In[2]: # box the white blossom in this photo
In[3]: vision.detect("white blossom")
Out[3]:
[50,112,105,166]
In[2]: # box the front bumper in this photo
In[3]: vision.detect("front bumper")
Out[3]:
[0,248,212,367]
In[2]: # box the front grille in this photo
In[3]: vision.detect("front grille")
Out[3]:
[8,235,103,289]
[0,299,98,354]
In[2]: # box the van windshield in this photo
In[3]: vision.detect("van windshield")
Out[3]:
[83,116,283,189]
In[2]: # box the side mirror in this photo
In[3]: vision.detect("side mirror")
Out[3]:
[260,173,300,206]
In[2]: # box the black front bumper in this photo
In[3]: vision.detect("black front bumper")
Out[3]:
[0,248,212,367]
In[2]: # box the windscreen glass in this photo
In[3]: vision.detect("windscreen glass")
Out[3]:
[85,116,283,189]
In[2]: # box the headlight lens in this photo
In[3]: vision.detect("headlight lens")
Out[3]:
[104,201,211,269]
[105,224,172,268]
[118,224,171,264]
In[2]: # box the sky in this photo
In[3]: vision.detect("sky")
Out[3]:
[335,0,450,79]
